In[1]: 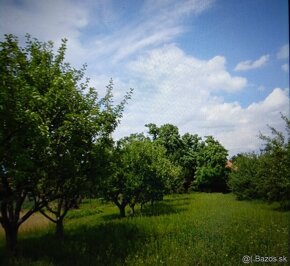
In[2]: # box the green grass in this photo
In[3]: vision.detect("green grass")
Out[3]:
[0,193,289,266]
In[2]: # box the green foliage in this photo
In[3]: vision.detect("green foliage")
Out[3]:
[258,115,290,209]
[194,136,229,192]
[227,153,261,200]
[0,34,132,252]
[146,123,183,162]
[146,124,229,192]
[179,133,202,191]
[228,115,290,210]
[0,194,288,266]
[100,136,181,216]
[0,34,59,255]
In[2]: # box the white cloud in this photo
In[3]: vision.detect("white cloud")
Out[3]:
[281,63,289,73]
[234,54,270,71]
[0,0,89,41]
[215,88,289,155]
[128,44,247,93]
[277,44,289,59]
[113,45,288,156]
[142,0,214,20]
[0,0,96,70]
[0,0,214,71]
[89,0,214,64]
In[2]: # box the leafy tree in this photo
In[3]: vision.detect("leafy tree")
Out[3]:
[227,153,261,200]
[100,136,181,217]
[146,123,184,191]
[125,140,181,210]
[146,123,183,162]
[258,115,290,208]
[228,115,290,210]
[194,136,229,192]
[0,34,132,253]
[38,78,131,239]
[179,133,202,191]
[0,34,52,255]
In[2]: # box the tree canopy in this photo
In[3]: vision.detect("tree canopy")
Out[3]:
[228,114,290,210]
[0,34,132,253]
[99,135,181,217]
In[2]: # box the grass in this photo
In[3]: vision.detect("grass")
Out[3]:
[0,193,289,266]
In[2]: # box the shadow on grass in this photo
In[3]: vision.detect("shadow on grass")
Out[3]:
[138,201,186,217]
[1,222,146,266]
[101,213,121,221]
[0,199,188,265]
[163,195,191,202]
[101,200,186,222]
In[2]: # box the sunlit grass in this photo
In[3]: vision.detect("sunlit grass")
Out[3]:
[0,193,289,266]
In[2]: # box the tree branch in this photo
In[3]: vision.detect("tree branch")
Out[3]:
[39,209,56,223]
[44,205,58,216]
[15,191,27,221]
[18,208,35,226]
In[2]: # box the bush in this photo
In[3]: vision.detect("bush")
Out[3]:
[228,115,290,210]
[228,153,261,200]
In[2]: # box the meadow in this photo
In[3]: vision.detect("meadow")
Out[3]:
[0,193,289,266]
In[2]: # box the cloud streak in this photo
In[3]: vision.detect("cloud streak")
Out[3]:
[0,0,89,41]
[277,44,289,59]
[281,63,289,73]
[91,0,214,64]
[234,54,270,71]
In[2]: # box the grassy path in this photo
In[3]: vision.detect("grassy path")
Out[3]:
[0,193,289,265]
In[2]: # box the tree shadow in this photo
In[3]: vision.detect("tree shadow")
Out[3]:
[100,200,186,222]
[101,213,121,221]
[2,222,147,266]
[162,196,192,208]
[137,201,186,217]
[163,196,191,202]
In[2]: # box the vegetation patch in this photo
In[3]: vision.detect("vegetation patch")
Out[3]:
[0,193,288,266]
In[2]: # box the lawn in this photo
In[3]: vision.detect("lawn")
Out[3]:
[0,193,289,266]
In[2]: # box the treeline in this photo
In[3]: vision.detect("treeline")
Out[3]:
[97,126,229,218]
[0,35,229,256]
[228,115,290,210]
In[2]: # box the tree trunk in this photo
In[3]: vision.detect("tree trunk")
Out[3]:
[55,218,64,239]
[119,206,126,218]
[4,222,19,257]
[71,197,82,209]
[130,204,135,216]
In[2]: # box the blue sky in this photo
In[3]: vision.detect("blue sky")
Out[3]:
[0,0,289,156]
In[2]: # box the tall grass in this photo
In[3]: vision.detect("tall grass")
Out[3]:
[0,193,289,265]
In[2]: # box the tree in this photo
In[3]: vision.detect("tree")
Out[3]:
[179,133,202,191]
[258,116,290,209]
[0,34,132,253]
[100,136,181,217]
[38,79,131,239]
[227,153,261,200]
[228,115,290,210]
[194,136,229,192]
[146,123,183,162]
[146,123,184,192]
[0,34,52,255]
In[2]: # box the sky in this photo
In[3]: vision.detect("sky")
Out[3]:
[0,0,289,156]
